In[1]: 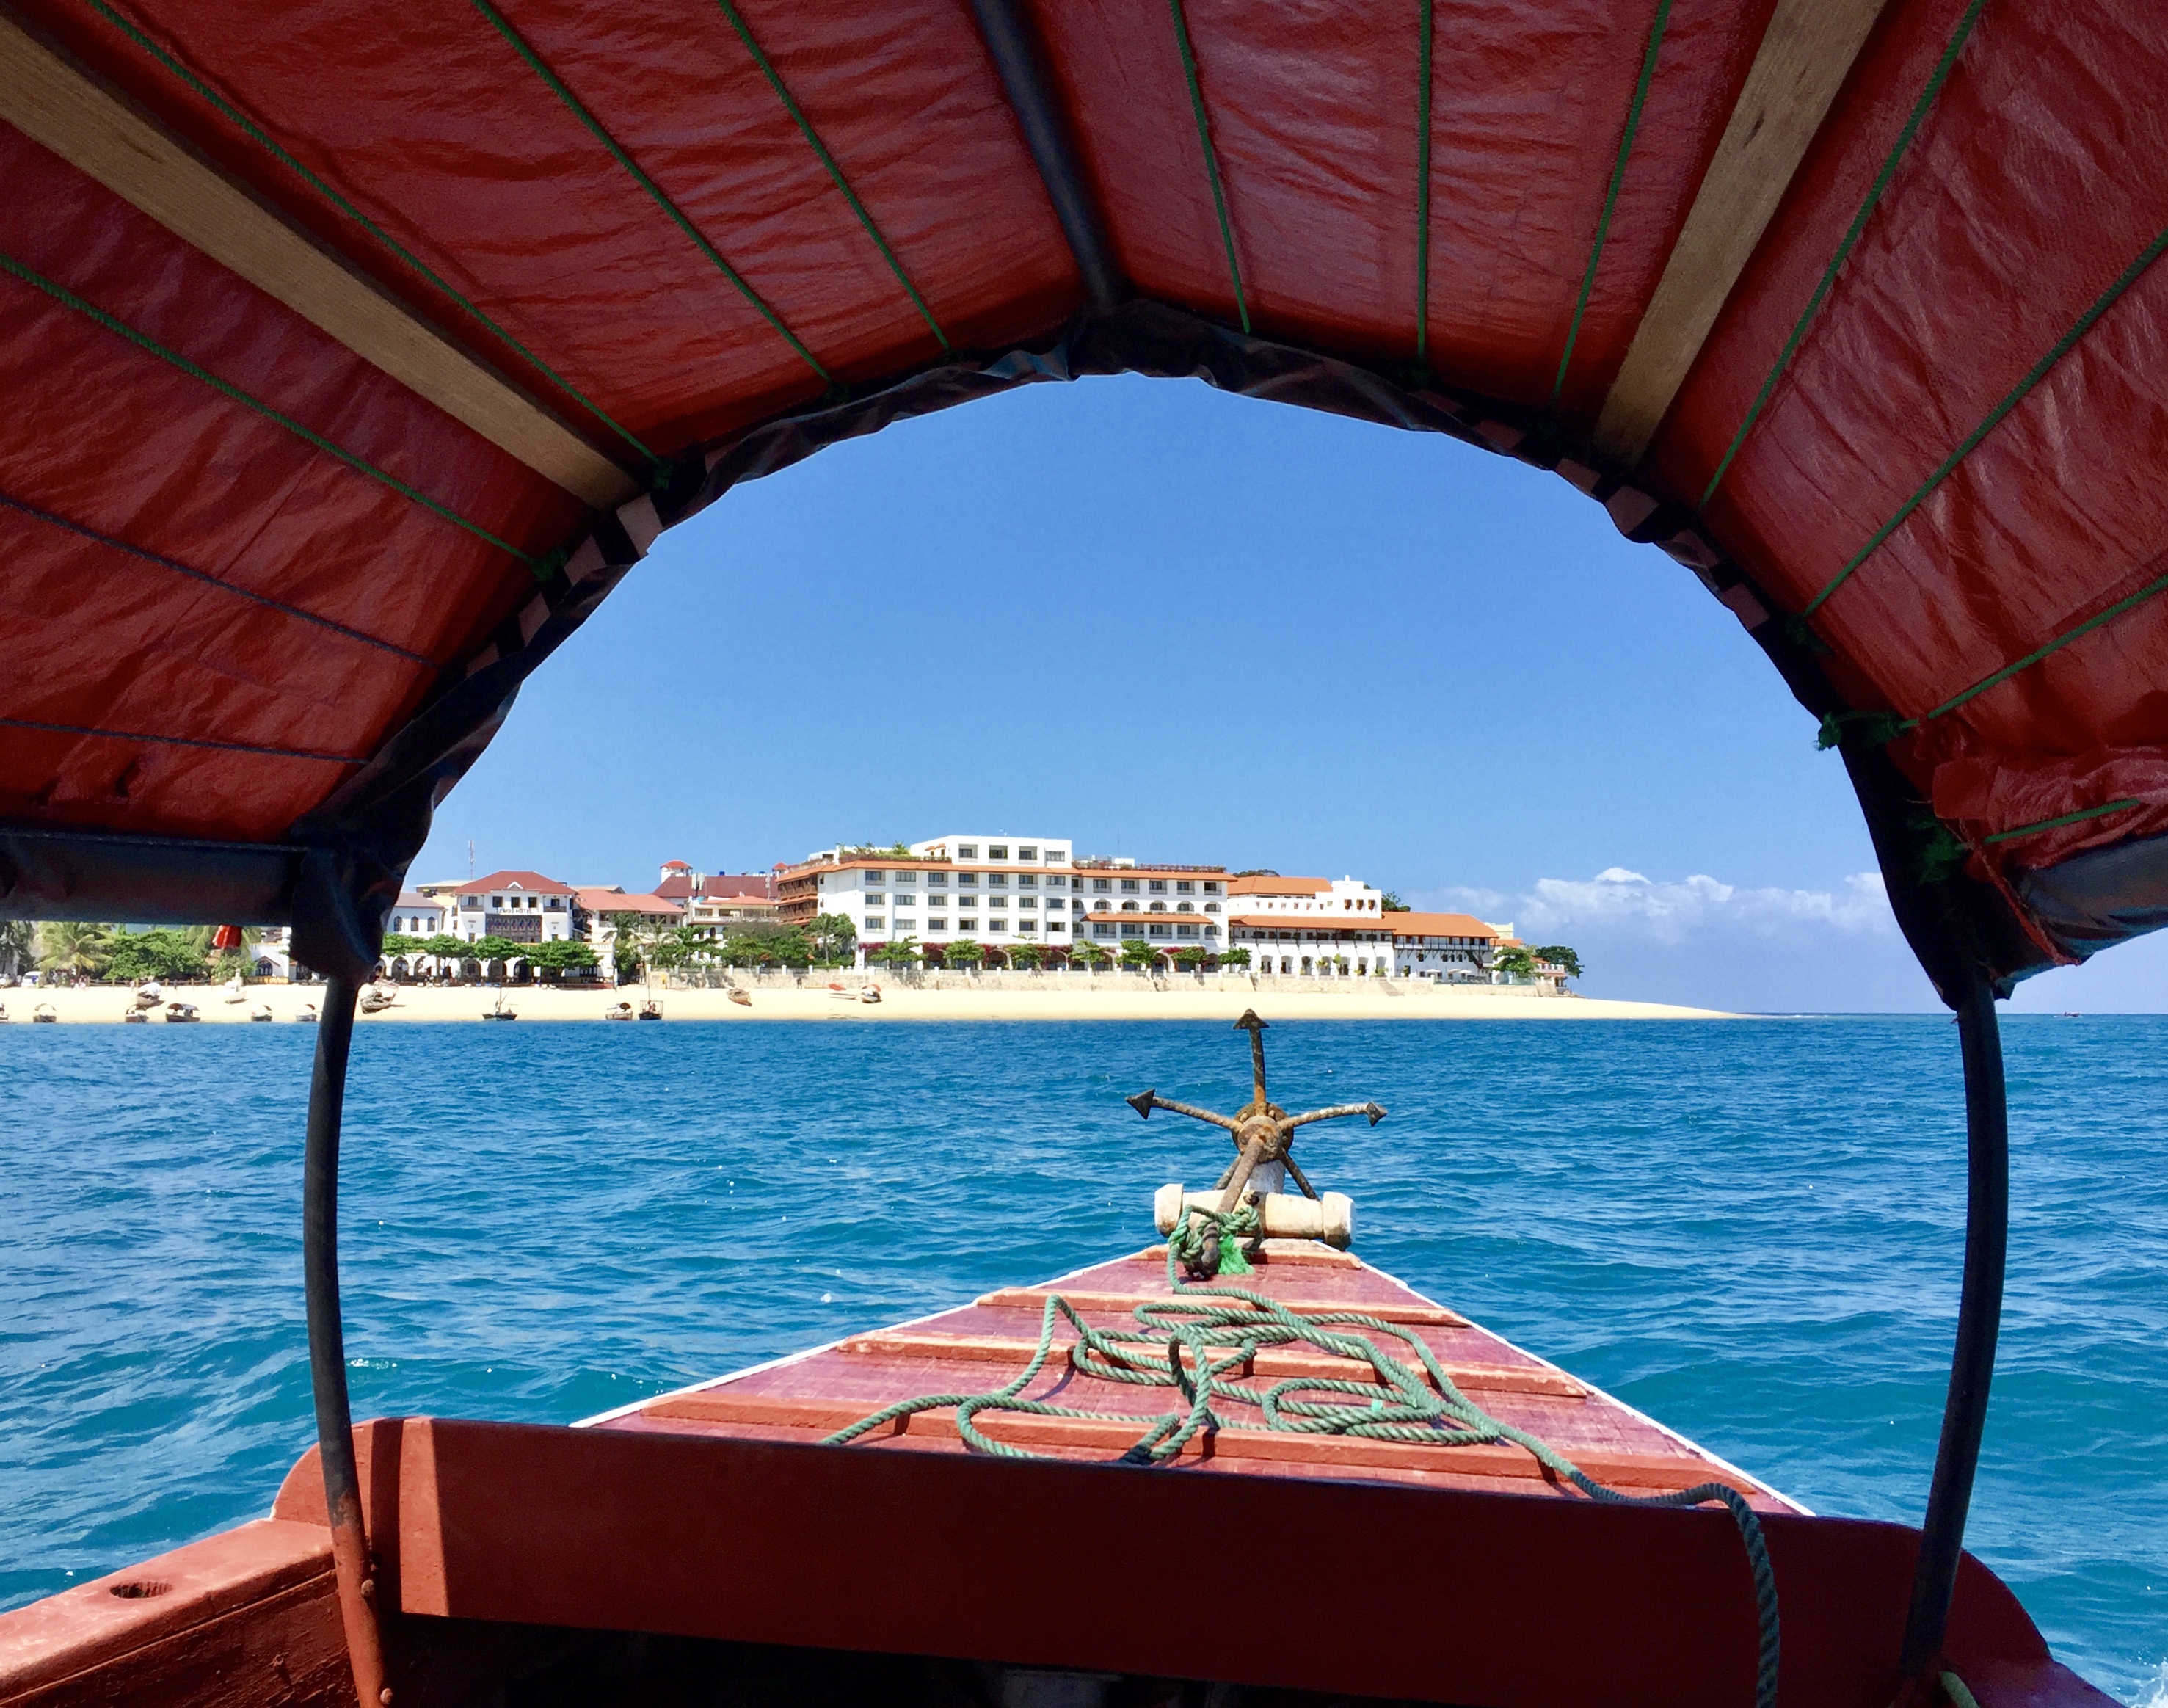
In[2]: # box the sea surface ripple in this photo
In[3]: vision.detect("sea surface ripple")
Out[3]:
[1,1015,2162,1699]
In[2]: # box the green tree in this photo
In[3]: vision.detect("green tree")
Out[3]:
[1007,942,1045,970]
[807,912,856,967]
[104,927,210,984]
[873,935,920,973]
[945,938,985,969]
[36,921,113,980]
[1119,936,1157,970]
[468,934,525,964]
[523,940,600,978]
[0,918,34,978]
[1380,891,1411,912]
[1219,946,1252,970]
[420,933,467,961]
[1492,946,1537,978]
[1533,945,1583,980]
[1069,939,1107,970]
[381,934,425,959]
[1174,945,1208,970]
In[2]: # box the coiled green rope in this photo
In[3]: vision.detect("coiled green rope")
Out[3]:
[825,1209,1780,1708]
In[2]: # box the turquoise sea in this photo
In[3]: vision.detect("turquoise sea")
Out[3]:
[1,1016,2163,1699]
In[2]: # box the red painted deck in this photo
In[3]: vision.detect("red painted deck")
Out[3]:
[587,1241,1804,1513]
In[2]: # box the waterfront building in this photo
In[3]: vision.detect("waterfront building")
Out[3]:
[1225,873,1394,975]
[572,887,683,981]
[779,835,1224,967]
[416,871,577,944]
[1389,912,1502,981]
[387,891,445,938]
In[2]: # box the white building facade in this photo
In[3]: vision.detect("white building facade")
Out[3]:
[1389,912,1502,980]
[416,871,576,944]
[781,835,1228,967]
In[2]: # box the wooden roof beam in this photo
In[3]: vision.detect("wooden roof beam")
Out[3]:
[1593,0,1888,466]
[0,12,636,508]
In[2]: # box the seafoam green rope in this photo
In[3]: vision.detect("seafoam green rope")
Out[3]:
[1552,0,1672,406]
[0,251,536,565]
[1167,0,1249,334]
[712,0,947,349]
[1415,0,1435,368]
[1803,219,2168,617]
[1699,0,1987,506]
[1982,799,2140,846]
[81,0,661,476]
[826,1210,1780,1708]
[465,0,829,383]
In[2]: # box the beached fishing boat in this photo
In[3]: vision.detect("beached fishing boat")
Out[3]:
[1,0,2162,1701]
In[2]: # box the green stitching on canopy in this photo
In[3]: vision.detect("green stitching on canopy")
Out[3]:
[1803,219,2168,618]
[1416,0,1434,368]
[1167,0,1248,334]
[465,0,829,384]
[0,251,537,565]
[83,0,662,477]
[1552,0,1672,407]
[1918,564,2168,724]
[1700,0,1987,507]
[711,0,947,350]
[1983,799,2141,846]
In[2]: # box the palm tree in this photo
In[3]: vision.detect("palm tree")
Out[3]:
[1070,940,1106,971]
[0,918,32,978]
[875,936,920,975]
[1008,942,1044,971]
[37,920,113,981]
[946,938,985,970]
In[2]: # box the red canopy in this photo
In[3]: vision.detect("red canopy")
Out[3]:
[1,0,2162,999]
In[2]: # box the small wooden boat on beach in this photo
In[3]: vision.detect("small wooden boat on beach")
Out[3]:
[30,1003,57,1024]
[250,1004,274,1022]
[357,984,399,1015]
[163,1000,200,1022]
[120,1007,146,1023]
[638,997,663,1020]
[603,1000,636,1020]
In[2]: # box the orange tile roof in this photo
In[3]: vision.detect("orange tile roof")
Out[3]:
[1228,915,1390,933]
[462,869,575,895]
[1388,912,1502,940]
[1226,874,1331,895]
[576,887,683,917]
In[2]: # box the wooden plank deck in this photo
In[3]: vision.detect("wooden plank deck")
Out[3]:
[591,1244,1803,1514]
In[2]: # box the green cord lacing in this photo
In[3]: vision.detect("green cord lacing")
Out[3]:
[0,251,537,567]
[1920,564,2168,723]
[1699,0,1987,507]
[711,0,947,350]
[81,0,663,479]
[1983,799,2141,846]
[1552,0,1672,407]
[465,0,830,385]
[1166,0,1249,335]
[826,1208,1780,1708]
[1414,0,1434,371]
[1803,218,2168,619]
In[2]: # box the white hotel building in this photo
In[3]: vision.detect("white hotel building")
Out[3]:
[779,834,1229,965]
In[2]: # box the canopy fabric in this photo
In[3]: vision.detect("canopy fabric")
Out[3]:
[1,0,2163,1000]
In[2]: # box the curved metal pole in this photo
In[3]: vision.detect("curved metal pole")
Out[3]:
[1899,978,2009,1678]
[304,974,390,1707]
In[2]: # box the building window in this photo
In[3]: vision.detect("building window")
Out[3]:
[865,916,885,930]
[1019,897,1036,909]
[1120,923,1142,937]
[1176,902,1193,912]
[989,896,1008,909]
[1204,882,1221,895]
[1121,879,1139,893]
[989,845,1008,860]
[1019,846,1037,861]
[929,918,947,931]
[991,920,1008,933]
[895,917,915,929]
[866,893,885,906]
[1177,923,1198,938]
[1204,902,1221,913]
[1148,879,1165,893]
[1047,848,1068,865]
[928,873,947,887]
[895,894,915,908]
[1018,873,1036,889]
[958,873,978,887]
[958,845,978,859]
[1176,880,1193,893]
[1149,901,1165,912]
[1047,921,1064,932]
[1095,924,1116,938]
[1093,878,1111,893]
[989,873,1008,888]
[960,918,978,931]
[1149,923,1171,937]
[1121,901,1138,912]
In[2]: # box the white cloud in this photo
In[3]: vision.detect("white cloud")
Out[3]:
[1413,868,1922,1011]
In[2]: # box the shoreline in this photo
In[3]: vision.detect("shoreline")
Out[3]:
[2,982,1736,1023]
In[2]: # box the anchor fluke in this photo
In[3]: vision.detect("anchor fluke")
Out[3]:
[1127,1089,1157,1119]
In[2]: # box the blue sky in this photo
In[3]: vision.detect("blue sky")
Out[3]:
[412,374,2164,1014]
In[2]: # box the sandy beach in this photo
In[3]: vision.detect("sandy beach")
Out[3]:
[4,979,1734,1023]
